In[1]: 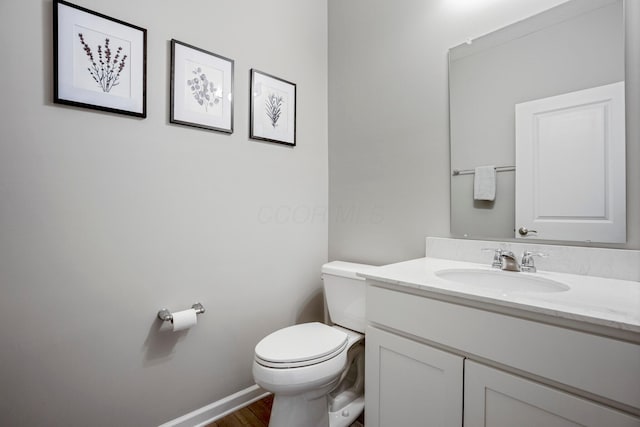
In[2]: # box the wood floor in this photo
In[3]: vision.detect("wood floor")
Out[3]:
[206,395,364,427]
[206,395,273,427]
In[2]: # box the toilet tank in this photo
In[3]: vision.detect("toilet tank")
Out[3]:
[321,261,373,333]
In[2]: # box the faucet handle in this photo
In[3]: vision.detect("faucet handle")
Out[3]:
[521,251,548,273]
[482,247,504,269]
[522,250,548,259]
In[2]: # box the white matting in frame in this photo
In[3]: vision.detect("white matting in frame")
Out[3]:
[171,39,234,134]
[250,69,296,146]
[54,0,146,117]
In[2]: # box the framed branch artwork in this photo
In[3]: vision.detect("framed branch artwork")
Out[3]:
[170,40,234,134]
[53,0,147,118]
[250,69,296,146]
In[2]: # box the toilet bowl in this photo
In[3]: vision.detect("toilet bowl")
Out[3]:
[252,261,372,427]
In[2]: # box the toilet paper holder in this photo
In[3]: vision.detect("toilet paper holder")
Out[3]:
[157,302,205,323]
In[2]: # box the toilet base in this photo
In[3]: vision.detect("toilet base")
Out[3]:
[268,393,364,427]
[329,395,364,427]
[269,392,330,427]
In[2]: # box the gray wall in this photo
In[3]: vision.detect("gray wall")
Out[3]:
[328,0,640,265]
[0,1,327,426]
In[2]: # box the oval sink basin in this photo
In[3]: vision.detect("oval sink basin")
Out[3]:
[435,269,570,293]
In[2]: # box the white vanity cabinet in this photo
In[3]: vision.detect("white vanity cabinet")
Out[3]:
[365,326,463,426]
[464,361,640,427]
[364,282,640,427]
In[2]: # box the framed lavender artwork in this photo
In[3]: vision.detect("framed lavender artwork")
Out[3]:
[53,0,147,117]
[250,69,296,146]
[170,40,234,134]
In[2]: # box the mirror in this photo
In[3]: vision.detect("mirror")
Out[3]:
[449,0,625,242]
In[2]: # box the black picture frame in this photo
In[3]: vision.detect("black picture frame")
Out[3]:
[53,0,147,118]
[170,39,234,134]
[250,69,296,146]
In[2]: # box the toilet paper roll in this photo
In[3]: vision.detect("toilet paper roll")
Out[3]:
[172,308,198,332]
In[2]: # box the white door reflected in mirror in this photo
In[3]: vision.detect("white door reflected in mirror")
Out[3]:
[515,81,626,243]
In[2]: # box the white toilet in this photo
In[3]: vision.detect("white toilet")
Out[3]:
[252,261,372,427]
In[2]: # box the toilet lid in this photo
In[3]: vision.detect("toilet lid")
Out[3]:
[255,322,348,368]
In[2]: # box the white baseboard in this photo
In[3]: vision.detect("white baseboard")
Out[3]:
[159,384,270,427]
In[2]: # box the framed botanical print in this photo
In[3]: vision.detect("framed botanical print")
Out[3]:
[53,0,147,117]
[170,39,234,133]
[250,69,296,146]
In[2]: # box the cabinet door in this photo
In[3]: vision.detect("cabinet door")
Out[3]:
[464,360,640,427]
[365,326,463,427]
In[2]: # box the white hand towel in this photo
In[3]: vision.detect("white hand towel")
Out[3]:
[474,165,496,201]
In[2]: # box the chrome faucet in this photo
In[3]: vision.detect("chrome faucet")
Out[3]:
[484,248,519,271]
[520,251,547,273]
[499,251,521,272]
[483,248,504,269]
[484,248,548,273]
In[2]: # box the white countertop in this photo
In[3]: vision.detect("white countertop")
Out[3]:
[359,257,640,335]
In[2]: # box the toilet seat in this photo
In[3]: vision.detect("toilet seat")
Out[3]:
[255,322,349,369]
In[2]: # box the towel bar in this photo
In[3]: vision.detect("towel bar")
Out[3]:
[452,166,515,176]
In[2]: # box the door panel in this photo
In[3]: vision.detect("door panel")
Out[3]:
[365,326,463,427]
[515,81,625,243]
[464,360,640,427]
